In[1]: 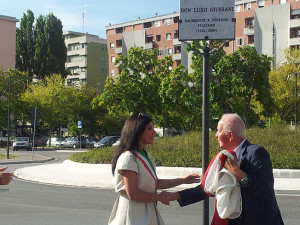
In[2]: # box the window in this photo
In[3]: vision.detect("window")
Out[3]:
[246,3,251,10]
[174,30,179,39]
[146,35,153,43]
[116,40,122,48]
[156,35,161,41]
[155,20,160,27]
[111,56,115,63]
[235,5,241,12]
[236,38,245,46]
[258,0,265,8]
[111,69,115,76]
[115,27,123,34]
[224,42,230,48]
[165,18,171,25]
[144,22,152,28]
[245,18,254,28]
[157,49,164,56]
[173,16,179,23]
[166,33,172,40]
[110,42,115,49]
[166,48,173,55]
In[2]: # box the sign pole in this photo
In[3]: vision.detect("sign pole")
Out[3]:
[202,46,210,225]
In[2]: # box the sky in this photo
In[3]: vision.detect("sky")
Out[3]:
[2,0,179,39]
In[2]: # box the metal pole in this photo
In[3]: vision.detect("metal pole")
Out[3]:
[32,107,37,160]
[6,75,11,159]
[202,46,210,225]
[295,72,298,127]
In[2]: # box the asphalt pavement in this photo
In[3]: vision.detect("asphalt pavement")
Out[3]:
[1,149,300,194]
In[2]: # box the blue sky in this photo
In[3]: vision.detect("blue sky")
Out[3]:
[2,0,179,39]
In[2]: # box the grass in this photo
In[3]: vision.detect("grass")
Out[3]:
[0,153,18,160]
[69,126,300,169]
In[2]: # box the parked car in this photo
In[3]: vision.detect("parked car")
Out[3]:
[112,137,121,146]
[46,137,63,147]
[13,137,32,151]
[85,136,100,148]
[60,136,87,149]
[94,136,120,148]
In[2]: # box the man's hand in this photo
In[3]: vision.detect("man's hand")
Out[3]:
[224,158,246,181]
[0,166,13,185]
[183,174,202,184]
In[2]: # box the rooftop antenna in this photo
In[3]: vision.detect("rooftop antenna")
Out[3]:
[79,1,88,33]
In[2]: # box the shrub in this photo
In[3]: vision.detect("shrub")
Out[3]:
[69,126,300,169]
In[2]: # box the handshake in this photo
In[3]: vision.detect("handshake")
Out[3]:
[158,191,181,205]
[157,173,202,205]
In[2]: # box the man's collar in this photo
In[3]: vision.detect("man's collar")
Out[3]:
[234,139,246,153]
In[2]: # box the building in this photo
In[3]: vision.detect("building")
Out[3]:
[106,12,192,77]
[63,31,108,92]
[106,1,300,76]
[0,15,19,71]
[226,0,300,65]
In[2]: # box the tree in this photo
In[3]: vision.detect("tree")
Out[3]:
[94,47,167,126]
[34,15,48,78]
[16,10,66,79]
[0,68,30,133]
[21,74,74,140]
[269,48,300,124]
[44,13,67,77]
[16,10,35,80]
[213,46,274,126]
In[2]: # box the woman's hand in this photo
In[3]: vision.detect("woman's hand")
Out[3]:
[158,191,170,205]
[183,174,202,184]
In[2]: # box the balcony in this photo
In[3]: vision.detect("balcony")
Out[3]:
[173,38,181,46]
[144,42,154,49]
[244,27,254,36]
[115,47,122,54]
[67,47,87,56]
[172,53,181,61]
[290,37,300,46]
[290,18,300,28]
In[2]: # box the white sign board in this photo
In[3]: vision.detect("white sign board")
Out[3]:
[179,0,235,40]
[77,120,82,129]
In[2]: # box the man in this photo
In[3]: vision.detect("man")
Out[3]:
[168,113,284,225]
[0,166,13,185]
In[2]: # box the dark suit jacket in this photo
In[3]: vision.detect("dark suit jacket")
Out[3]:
[178,139,284,225]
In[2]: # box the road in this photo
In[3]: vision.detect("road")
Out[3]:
[0,149,299,225]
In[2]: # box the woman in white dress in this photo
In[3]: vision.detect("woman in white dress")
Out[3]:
[108,114,201,225]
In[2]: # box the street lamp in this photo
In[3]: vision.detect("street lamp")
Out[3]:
[6,75,11,159]
[6,75,27,159]
[294,72,298,127]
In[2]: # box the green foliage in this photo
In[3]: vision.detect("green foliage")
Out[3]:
[269,48,300,124]
[0,68,30,131]
[213,46,273,127]
[16,10,66,79]
[70,127,300,169]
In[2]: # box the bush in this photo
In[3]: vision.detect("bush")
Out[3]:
[69,126,300,169]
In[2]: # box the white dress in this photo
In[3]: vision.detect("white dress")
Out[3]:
[108,151,165,225]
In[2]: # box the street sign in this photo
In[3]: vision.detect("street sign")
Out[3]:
[77,120,82,129]
[179,0,235,40]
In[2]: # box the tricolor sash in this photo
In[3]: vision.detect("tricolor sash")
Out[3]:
[136,148,157,184]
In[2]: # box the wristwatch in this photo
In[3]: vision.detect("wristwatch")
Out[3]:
[240,175,249,187]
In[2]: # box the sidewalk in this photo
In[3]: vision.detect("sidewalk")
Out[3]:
[2,151,300,194]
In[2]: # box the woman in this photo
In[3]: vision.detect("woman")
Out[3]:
[108,114,201,225]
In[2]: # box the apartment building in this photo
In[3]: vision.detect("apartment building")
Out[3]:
[106,12,193,77]
[227,0,300,65]
[106,1,300,77]
[0,15,19,71]
[63,31,108,92]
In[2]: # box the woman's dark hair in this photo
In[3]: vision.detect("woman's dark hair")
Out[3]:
[111,114,153,175]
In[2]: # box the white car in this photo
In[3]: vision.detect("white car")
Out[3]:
[112,138,120,146]
[13,137,32,151]
[46,137,63,147]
